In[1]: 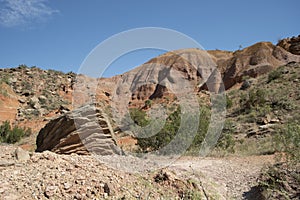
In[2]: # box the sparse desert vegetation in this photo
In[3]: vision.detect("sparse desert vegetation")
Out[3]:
[1,36,300,199]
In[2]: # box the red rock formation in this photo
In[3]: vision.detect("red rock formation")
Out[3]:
[277,35,300,55]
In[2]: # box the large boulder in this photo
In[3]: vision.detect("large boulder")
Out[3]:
[36,104,122,155]
[290,36,300,55]
[277,35,300,55]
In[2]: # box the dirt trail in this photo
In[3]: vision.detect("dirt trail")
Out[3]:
[170,155,275,199]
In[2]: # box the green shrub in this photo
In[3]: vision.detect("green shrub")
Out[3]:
[181,189,204,199]
[240,88,267,111]
[135,106,211,154]
[215,120,236,153]
[144,99,152,108]
[250,89,266,107]
[21,81,32,91]
[0,121,31,144]
[274,99,295,111]
[136,107,181,152]
[18,64,28,69]
[0,74,11,85]
[258,122,300,200]
[189,106,211,151]
[226,95,233,109]
[274,123,300,163]
[258,153,300,200]
[258,163,299,200]
[216,133,235,153]
[129,108,149,127]
[0,121,10,139]
[267,67,283,83]
[256,105,271,117]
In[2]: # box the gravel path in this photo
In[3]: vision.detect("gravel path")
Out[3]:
[170,155,275,199]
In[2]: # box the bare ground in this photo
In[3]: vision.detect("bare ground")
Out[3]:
[0,144,275,199]
[171,155,275,199]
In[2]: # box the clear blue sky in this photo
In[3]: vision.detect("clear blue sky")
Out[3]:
[0,0,299,77]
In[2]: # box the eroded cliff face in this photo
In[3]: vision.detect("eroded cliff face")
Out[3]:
[97,39,300,108]
[211,42,300,89]
[114,49,217,99]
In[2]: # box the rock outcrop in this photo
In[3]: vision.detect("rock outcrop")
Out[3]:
[211,42,300,89]
[277,35,300,55]
[36,104,122,155]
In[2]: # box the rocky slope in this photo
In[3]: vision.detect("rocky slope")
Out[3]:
[222,61,300,154]
[0,66,75,129]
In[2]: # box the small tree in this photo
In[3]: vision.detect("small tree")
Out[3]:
[136,107,181,152]
[136,106,212,154]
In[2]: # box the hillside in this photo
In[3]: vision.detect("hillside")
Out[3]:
[224,61,300,153]
[0,35,300,199]
[1,36,299,134]
[96,37,300,110]
[0,66,75,123]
